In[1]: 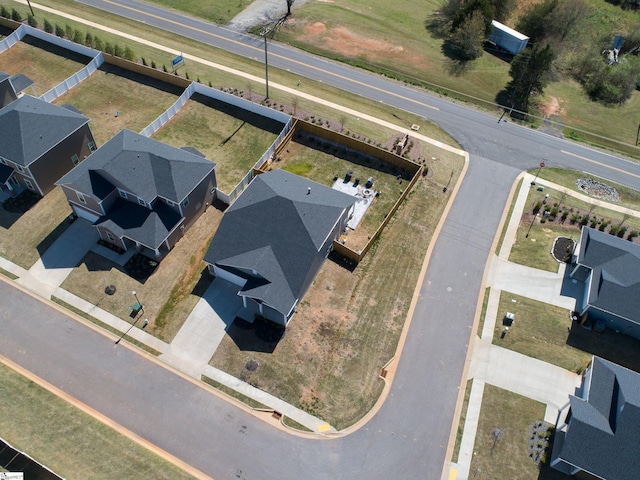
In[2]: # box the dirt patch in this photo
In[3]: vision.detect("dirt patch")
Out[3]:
[296,21,421,64]
[539,96,567,118]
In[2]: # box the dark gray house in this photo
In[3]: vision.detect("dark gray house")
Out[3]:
[0,95,95,197]
[0,71,34,108]
[57,129,217,259]
[551,356,640,480]
[204,169,355,326]
[570,227,640,339]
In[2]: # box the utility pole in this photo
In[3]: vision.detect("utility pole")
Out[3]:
[26,0,34,16]
[261,26,272,99]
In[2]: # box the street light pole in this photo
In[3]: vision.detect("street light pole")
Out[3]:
[525,213,538,238]
[132,290,143,313]
[531,161,545,186]
[115,318,148,345]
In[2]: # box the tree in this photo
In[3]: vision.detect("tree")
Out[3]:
[286,0,294,16]
[27,14,37,27]
[54,24,64,38]
[11,8,21,22]
[451,0,494,35]
[43,18,53,34]
[509,44,555,109]
[124,46,135,61]
[516,0,558,44]
[85,32,93,48]
[449,10,487,60]
[488,0,516,22]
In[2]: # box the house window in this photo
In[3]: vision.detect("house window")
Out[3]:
[106,231,115,243]
[24,178,34,190]
[77,192,87,204]
[137,197,146,207]
[88,141,97,152]
[166,199,175,207]
[15,164,24,173]
[71,154,79,166]
[118,189,128,199]
[182,196,189,207]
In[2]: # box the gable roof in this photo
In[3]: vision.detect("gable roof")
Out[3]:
[576,227,640,324]
[57,129,216,203]
[204,169,354,316]
[556,357,640,480]
[0,95,89,166]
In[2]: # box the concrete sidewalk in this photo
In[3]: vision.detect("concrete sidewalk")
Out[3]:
[450,174,585,480]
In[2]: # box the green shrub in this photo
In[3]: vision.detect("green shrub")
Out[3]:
[0,6,9,18]
[93,37,104,51]
[123,46,135,61]
[11,8,21,21]
[27,14,37,28]
[85,32,93,48]
[104,42,114,55]
[609,224,619,236]
[163,64,168,72]
[73,29,83,44]
[618,226,627,238]
[151,60,156,69]
[627,230,638,241]
[43,18,53,33]
[141,57,147,66]
[55,24,64,38]
[65,24,73,39]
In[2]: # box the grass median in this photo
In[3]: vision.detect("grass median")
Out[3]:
[0,363,195,479]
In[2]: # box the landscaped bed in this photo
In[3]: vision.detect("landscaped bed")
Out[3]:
[53,63,183,145]
[152,92,283,193]
[210,147,464,429]
[0,34,90,94]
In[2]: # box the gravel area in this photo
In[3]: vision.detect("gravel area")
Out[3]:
[227,0,310,31]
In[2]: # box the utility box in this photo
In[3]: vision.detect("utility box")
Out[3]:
[488,20,529,55]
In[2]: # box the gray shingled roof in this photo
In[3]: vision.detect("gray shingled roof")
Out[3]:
[57,129,216,203]
[576,227,640,324]
[556,357,640,480]
[0,95,89,166]
[96,198,182,250]
[204,169,354,317]
[8,73,34,94]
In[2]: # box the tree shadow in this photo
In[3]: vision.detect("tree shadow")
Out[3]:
[225,316,285,354]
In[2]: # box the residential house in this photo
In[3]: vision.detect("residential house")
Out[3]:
[570,227,640,339]
[204,169,355,326]
[0,95,95,197]
[56,129,217,259]
[551,356,640,480]
[0,71,34,108]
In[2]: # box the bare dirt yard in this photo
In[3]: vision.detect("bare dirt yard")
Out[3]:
[0,34,89,95]
[53,64,183,146]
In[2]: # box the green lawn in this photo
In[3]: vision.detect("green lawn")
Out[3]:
[145,0,253,24]
[152,93,282,193]
[452,379,473,463]
[470,384,570,480]
[494,292,591,373]
[0,364,195,479]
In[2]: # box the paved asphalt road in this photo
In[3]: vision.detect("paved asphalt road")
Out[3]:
[2,1,640,479]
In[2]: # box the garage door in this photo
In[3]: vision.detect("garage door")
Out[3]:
[73,204,101,223]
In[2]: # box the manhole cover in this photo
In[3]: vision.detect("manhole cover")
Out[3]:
[245,359,259,372]
[104,285,116,295]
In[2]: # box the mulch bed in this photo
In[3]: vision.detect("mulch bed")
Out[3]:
[552,237,575,263]
[124,253,159,281]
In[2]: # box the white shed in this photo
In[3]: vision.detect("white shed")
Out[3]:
[488,20,529,55]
